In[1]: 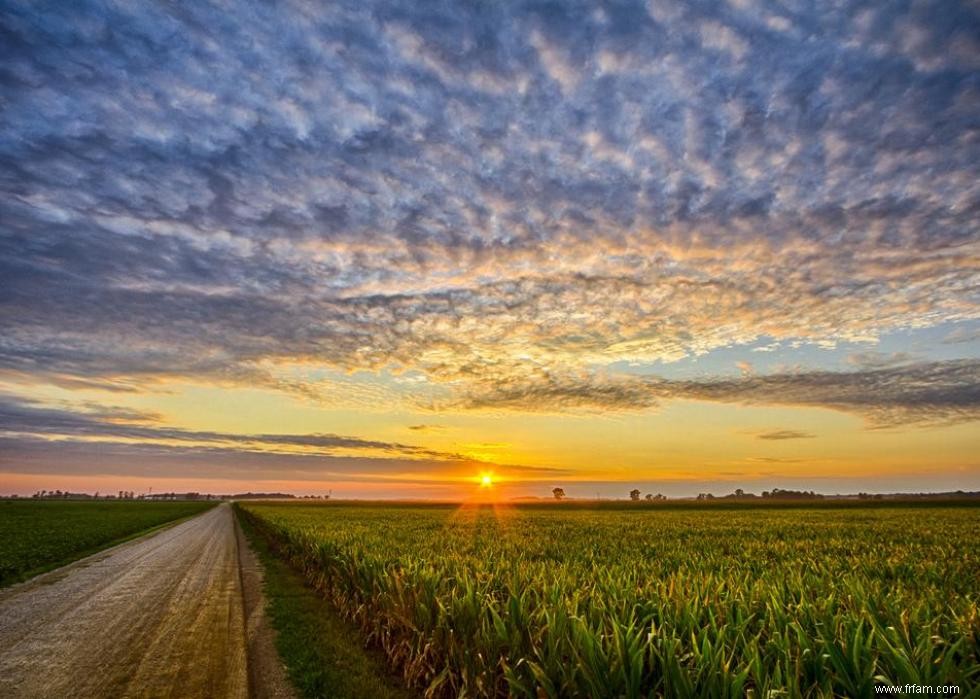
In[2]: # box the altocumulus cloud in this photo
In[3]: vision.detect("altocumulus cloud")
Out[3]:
[454,360,980,427]
[0,395,569,479]
[0,394,459,459]
[0,0,978,418]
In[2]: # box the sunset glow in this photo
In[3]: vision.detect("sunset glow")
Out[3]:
[1,0,978,499]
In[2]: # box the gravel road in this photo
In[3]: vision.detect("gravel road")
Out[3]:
[0,503,260,698]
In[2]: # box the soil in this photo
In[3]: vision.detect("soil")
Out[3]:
[0,502,293,698]
[235,514,296,699]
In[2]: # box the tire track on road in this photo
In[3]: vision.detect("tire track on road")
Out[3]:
[0,503,249,698]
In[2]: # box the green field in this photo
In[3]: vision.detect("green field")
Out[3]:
[0,499,216,587]
[238,511,413,699]
[238,502,980,698]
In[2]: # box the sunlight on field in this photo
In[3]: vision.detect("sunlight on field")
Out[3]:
[239,501,980,697]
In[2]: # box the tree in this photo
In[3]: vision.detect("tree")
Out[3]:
[644,493,653,501]
[552,487,566,501]
[629,489,641,501]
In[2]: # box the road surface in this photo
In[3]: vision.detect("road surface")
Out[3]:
[0,502,276,698]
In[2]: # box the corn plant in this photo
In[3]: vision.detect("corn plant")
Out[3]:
[237,503,980,698]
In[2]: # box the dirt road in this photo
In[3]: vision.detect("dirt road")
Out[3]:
[0,503,255,698]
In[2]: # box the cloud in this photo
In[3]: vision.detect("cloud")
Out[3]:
[943,326,980,345]
[454,360,980,427]
[0,0,977,423]
[0,394,456,460]
[754,430,816,441]
[454,368,662,412]
[0,436,569,482]
[0,394,571,479]
[846,351,918,369]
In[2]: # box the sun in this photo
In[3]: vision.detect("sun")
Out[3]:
[480,474,493,487]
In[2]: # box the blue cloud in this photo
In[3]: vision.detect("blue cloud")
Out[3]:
[0,0,978,412]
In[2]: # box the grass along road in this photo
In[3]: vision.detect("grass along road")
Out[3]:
[237,507,414,699]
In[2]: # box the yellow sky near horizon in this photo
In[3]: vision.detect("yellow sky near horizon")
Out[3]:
[4,375,977,499]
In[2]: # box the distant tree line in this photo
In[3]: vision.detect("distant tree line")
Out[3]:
[30,490,215,500]
[30,490,142,500]
[696,488,823,501]
[547,487,835,501]
[21,490,332,501]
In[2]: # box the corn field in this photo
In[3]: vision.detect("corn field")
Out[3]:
[237,502,980,698]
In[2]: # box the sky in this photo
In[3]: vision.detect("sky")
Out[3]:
[1,0,978,499]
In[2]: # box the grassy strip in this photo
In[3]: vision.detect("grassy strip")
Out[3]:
[236,506,414,699]
[0,500,217,588]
